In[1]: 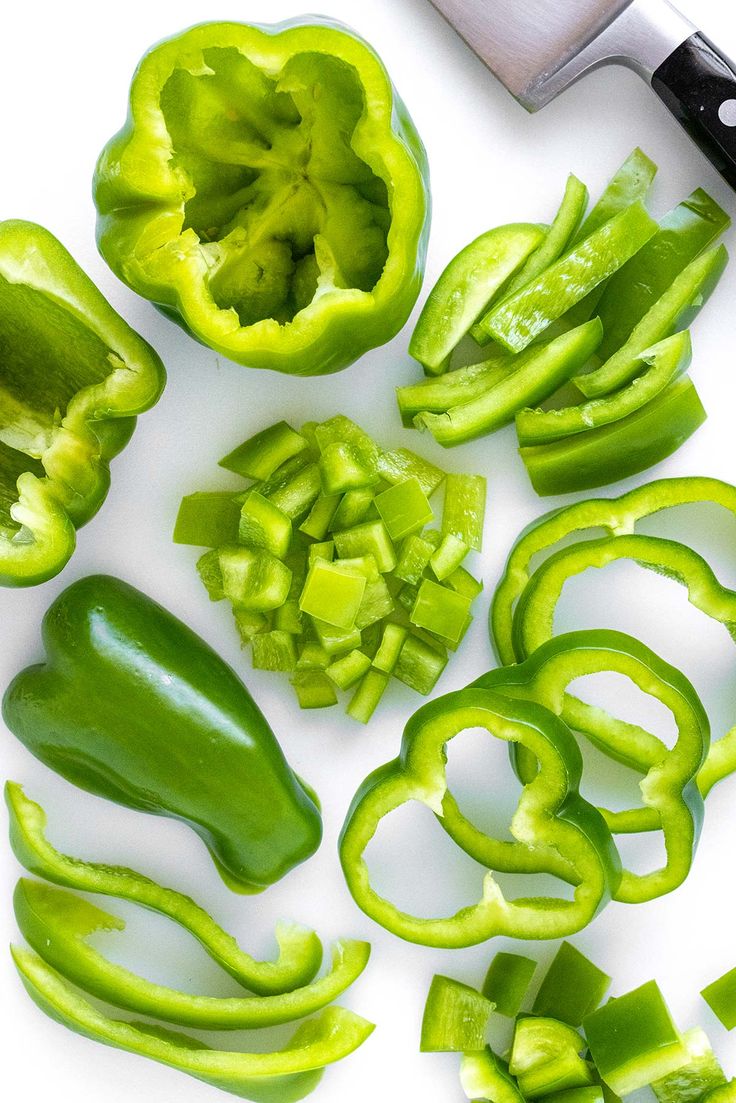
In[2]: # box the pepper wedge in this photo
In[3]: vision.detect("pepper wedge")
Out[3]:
[94,19,429,376]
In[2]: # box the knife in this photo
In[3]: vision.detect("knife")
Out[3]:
[427,0,736,188]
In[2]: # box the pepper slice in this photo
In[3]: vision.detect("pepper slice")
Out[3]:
[2,575,322,894]
[5,782,322,996]
[461,1047,526,1103]
[12,946,374,1103]
[94,19,429,377]
[532,942,611,1026]
[441,630,707,903]
[482,952,537,1017]
[14,879,369,1031]
[339,686,621,947]
[420,974,494,1051]
[0,220,165,585]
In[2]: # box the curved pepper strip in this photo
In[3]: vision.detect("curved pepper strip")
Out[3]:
[440,631,708,903]
[339,688,621,947]
[5,782,322,996]
[511,533,736,820]
[0,221,165,584]
[11,946,374,1103]
[94,19,430,377]
[13,879,369,1030]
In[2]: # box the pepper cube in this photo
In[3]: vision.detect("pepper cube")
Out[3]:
[300,560,367,630]
[410,578,472,644]
[374,477,433,540]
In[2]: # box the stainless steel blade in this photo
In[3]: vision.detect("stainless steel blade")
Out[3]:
[428,0,696,109]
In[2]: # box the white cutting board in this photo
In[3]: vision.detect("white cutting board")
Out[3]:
[1,0,735,1099]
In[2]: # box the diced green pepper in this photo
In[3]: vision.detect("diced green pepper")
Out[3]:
[266,462,322,521]
[510,1017,593,1098]
[315,417,379,470]
[308,540,335,565]
[299,493,340,540]
[174,492,240,546]
[446,565,483,600]
[533,943,611,1026]
[410,223,545,373]
[393,632,448,694]
[430,534,468,581]
[374,477,433,540]
[251,630,298,672]
[311,619,363,656]
[395,534,435,584]
[233,608,269,644]
[355,575,395,630]
[651,1027,726,1103]
[420,974,494,1051]
[410,578,472,644]
[442,473,487,551]
[219,547,292,611]
[546,1089,604,1103]
[461,1047,526,1103]
[478,202,657,352]
[583,981,689,1096]
[219,421,308,480]
[299,560,366,629]
[326,650,372,690]
[274,601,303,635]
[377,447,446,496]
[238,492,292,559]
[329,487,375,531]
[333,520,396,572]
[197,548,224,601]
[296,641,331,670]
[319,441,380,495]
[347,669,390,724]
[291,671,338,709]
[702,967,736,1029]
[482,952,537,1017]
[373,623,408,674]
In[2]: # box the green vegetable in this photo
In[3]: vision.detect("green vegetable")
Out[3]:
[410,578,472,643]
[220,422,308,480]
[702,968,736,1029]
[291,671,338,710]
[430,533,468,581]
[326,650,371,690]
[510,1017,594,1098]
[239,492,293,558]
[0,220,165,586]
[174,492,241,546]
[441,473,487,550]
[2,576,322,894]
[94,19,430,376]
[461,1047,526,1103]
[532,942,611,1026]
[372,623,408,674]
[374,477,433,540]
[482,952,537,1017]
[583,981,688,1096]
[220,546,293,610]
[651,1028,726,1103]
[299,560,367,630]
[505,175,589,295]
[420,975,494,1051]
[347,669,389,724]
[393,633,448,694]
[5,782,322,996]
[252,631,298,673]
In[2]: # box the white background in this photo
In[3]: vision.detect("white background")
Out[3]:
[2,0,736,1099]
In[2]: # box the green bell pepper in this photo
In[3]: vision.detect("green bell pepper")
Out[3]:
[651,1027,726,1103]
[13,878,369,1030]
[702,967,736,1029]
[94,19,429,377]
[510,1017,594,1098]
[482,952,537,1017]
[504,175,589,297]
[461,1047,526,1103]
[440,630,707,903]
[0,220,165,586]
[12,946,373,1103]
[420,974,494,1051]
[2,575,322,893]
[339,686,621,947]
[5,782,322,996]
[532,942,611,1026]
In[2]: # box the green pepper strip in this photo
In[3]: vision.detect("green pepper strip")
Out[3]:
[506,176,589,295]
[518,374,706,497]
[516,331,691,445]
[338,688,621,947]
[511,534,734,819]
[5,782,322,996]
[440,630,707,903]
[12,947,374,1103]
[14,879,369,1031]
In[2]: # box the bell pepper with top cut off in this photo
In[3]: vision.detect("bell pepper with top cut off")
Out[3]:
[0,221,165,586]
[2,575,322,894]
[339,685,621,947]
[93,19,430,376]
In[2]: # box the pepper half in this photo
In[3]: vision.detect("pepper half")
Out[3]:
[94,19,430,376]
[3,575,322,893]
[0,221,165,585]
[339,686,621,947]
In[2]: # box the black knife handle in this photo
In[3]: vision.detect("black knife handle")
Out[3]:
[652,32,736,188]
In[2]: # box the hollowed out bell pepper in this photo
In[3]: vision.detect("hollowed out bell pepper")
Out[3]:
[2,575,322,893]
[13,878,370,1030]
[440,630,707,903]
[0,221,165,586]
[490,476,736,802]
[338,686,621,948]
[511,535,733,825]
[11,946,374,1103]
[93,19,430,376]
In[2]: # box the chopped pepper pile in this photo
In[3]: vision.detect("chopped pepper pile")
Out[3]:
[399,149,730,495]
[175,416,486,722]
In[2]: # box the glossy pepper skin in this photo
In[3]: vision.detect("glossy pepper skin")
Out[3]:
[94,19,430,376]
[0,221,165,586]
[2,575,322,893]
[339,686,621,947]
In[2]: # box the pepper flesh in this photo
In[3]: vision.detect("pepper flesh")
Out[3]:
[4,782,322,996]
[0,220,165,585]
[2,575,322,893]
[94,19,430,376]
[12,946,374,1103]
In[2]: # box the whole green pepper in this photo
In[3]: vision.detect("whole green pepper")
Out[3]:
[0,221,165,586]
[2,575,322,893]
[94,19,430,376]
